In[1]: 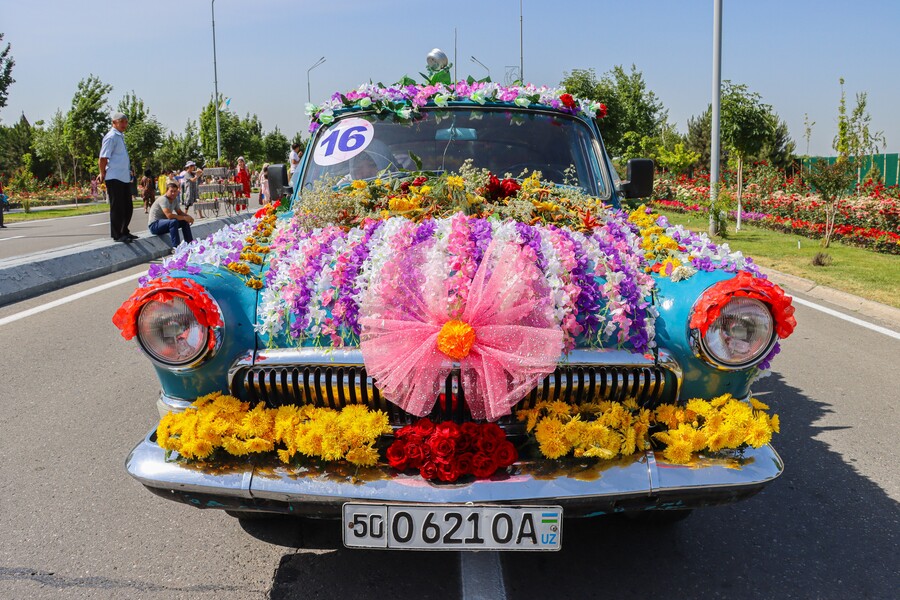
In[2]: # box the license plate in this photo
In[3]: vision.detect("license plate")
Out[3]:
[342,503,562,551]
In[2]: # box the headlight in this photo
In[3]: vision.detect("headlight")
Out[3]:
[137,296,210,366]
[698,297,775,368]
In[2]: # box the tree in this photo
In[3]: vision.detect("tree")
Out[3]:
[0,33,14,114]
[718,82,775,230]
[805,158,855,248]
[154,120,202,173]
[802,113,815,157]
[656,143,700,176]
[32,110,70,182]
[757,116,795,171]
[560,65,666,158]
[64,75,112,182]
[199,96,244,165]
[263,127,290,165]
[117,91,164,174]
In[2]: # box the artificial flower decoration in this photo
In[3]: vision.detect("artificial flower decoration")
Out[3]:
[360,239,564,422]
[112,278,222,350]
[690,270,797,339]
[306,81,609,132]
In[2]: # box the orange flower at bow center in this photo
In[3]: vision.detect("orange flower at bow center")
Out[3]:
[436,319,476,360]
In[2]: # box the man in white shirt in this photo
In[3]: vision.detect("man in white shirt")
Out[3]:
[98,112,135,243]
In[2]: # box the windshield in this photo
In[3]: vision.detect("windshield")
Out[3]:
[301,107,608,196]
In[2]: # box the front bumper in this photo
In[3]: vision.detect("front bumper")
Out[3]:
[126,430,783,517]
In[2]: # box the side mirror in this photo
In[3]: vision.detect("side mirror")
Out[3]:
[266,164,292,202]
[616,158,654,199]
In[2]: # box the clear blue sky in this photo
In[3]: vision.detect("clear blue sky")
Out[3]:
[2,0,898,157]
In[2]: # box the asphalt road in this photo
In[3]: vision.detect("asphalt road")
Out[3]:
[0,267,897,599]
[0,199,258,260]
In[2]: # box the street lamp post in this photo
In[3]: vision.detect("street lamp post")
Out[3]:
[470,56,490,79]
[709,0,722,237]
[211,0,221,163]
[307,56,326,120]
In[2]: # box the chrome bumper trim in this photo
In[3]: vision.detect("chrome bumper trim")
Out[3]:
[126,430,782,512]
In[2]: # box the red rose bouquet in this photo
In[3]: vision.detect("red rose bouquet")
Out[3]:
[386,419,518,482]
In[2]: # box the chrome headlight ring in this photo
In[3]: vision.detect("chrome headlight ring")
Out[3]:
[690,296,777,371]
[134,287,224,372]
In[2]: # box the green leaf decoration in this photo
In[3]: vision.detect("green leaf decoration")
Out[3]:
[408,151,423,171]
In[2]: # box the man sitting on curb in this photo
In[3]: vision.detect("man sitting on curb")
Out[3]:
[148,183,194,248]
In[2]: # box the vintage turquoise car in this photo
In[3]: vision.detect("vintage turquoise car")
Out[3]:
[121,61,795,551]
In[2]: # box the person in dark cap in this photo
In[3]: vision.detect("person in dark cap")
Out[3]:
[98,112,136,243]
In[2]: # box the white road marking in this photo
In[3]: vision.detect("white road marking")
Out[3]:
[792,296,900,341]
[460,552,507,600]
[88,221,110,227]
[0,235,26,242]
[0,271,145,327]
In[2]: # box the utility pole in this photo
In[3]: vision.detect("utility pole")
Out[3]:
[709,0,722,237]
[519,0,524,83]
[211,0,221,163]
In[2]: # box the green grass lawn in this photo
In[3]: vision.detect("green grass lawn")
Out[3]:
[656,209,900,309]
[4,201,143,223]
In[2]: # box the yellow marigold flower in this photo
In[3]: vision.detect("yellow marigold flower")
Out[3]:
[710,394,731,408]
[768,413,780,434]
[239,403,275,439]
[655,404,680,429]
[622,426,638,456]
[346,445,380,467]
[744,415,773,448]
[221,435,250,456]
[446,175,465,189]
[623,398,638,411]
[662,440,693,464]
[563,418,585,445]
[686,399,712,419]
[535,418,571,459]
[227,262,251,275]
[244,437,275,453]
[245,278,264,290]
[749,398,770,411]
[706,430,729,452]
[545,401,573,420]
[436,319,476,360]
[277,448,295,464]
[583,446,617,459]
[419,185,432,195]
[351,180,367,190]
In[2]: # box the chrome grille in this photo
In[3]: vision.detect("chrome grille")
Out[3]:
[229,348,680,429]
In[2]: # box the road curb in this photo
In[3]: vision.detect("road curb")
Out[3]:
[0,214,250,308]
[759,267,900,331]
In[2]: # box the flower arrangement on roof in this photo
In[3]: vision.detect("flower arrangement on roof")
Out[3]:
[305,80,608,132]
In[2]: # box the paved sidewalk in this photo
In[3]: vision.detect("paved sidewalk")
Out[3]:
[0,213,250,307]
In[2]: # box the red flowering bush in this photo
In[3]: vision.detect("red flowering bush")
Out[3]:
[386,419,518,482]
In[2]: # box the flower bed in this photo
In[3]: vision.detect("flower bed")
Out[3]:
[652,174,900,254]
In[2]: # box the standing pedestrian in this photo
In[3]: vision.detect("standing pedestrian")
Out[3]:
[157,172,168,204]
[289,143,301,177]
[234,156,250,212]
[139,168,156,213]
[0,179,8,228]
[98,112,136,243]
[180,161,203,217]
[258,163,270,205]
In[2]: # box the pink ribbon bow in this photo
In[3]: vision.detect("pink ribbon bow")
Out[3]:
[360,239,564,421]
